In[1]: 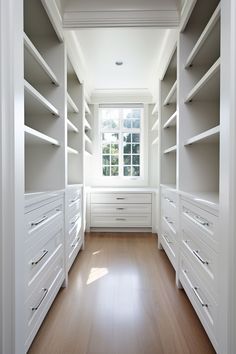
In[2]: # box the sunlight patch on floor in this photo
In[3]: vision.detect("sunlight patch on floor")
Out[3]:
[87,267,108,285]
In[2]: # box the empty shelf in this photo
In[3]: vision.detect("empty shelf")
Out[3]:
[84,118,92,130]
[85,101,91,115]
[184,125,220,146]
[185,58,220,102]
[163,81,177,106]
[163,111,177,129]
[85,149,92,157]
[67,119,79,133]
[25,126,60,146]
[67,146,79,155]
[152,103,158,115]
[152,137,159,145]
[24,33,59,85]
[151,119,159,131]
[185,4,221,68]
[163,145,177,154]
[67,93,79,113]
[24,80,59,116]
[85,134,92,144]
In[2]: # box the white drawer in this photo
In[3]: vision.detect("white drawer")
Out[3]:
[91,214,152,227]
[68,216,82,243]
[25,198,63,239]
[161,196,177,222]
[161,188,178,205]
[181,225,218,296]
[25,224,63,291]
[67,187,82,203]
[91,193,152,204]
[91,203,151,215]
[161,213,177,234]
[68,198,81,220]
[68,232,83,270]
[25,251,64,351]
[179,253,218,348]
[181,199,218,250]
[160,220,177,269]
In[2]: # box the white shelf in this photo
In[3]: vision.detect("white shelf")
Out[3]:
[85,101,91,115]
[24,80,59,116]
[85,133,92,145]
[184,125,220,146]
[67,119,79,133]
[163,145,177,154]
[163,111,177,129]
[179,191,219,211]
[84,118,92,130]
[85,149,92,157]
[185,4,221,68]
[67,146,79,155]
[163,81,177,106]
[185,58,220,103]
[151,119,159,131]
[152,137,159,145]
[67,93,79,113]
[24,126,60,146]
[152,103,158,115]
[24,33,59,86]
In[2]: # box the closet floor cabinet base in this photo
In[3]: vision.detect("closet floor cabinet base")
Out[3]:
[24,191,65,352]
[88,188,155,231]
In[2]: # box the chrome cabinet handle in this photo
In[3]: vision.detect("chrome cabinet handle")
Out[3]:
[116,218,126,221]
[31,215,47,227]
[164,197,174,204]
[193,250,209,265]
[192,286,208,307]
[72,237,80,248]
[31,249,48,266]
[117,207,125,210]
[163,234,172,244]
[70,197,80,204]
[116,197,125,200]
[184,209,209,227]
[31,288,48,311]
[164,216,174,225]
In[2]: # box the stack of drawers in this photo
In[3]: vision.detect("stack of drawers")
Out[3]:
[66,185,83,271]
[179,196,219,349]
[24,192,65,351]
[90,191,152,228]
[160,187,178,269]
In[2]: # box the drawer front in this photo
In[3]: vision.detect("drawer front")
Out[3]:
[161,196,177,222]
[68,216,82,244]
[91,203,152,215]
[25,225,63,290]
[25,251,64,349]
[160,220,177,268]
[179,253,218,347]
[25,198,63,238]
[181,199,218,249]
[91,193,152,204]
[69,230,82,259]
[181,225,218,295]
[161,212,177,234]
[161,188,177,204]
[91,214,152,227]
[67,187,82,204]
[68,198,81,220]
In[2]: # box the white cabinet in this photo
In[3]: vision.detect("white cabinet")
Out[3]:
[89,189,155,230]
[66,185,84,271]
[24,192,65,352]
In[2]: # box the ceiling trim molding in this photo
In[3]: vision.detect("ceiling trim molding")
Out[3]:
[62,10,179,28]
[91,89,153,104]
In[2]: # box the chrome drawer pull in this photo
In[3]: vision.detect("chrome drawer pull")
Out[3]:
[192,287,208,307]
[163,234,172,244]
[116,197,125,200]
[31,249,48,266]
[165,216,173,225]
[116,218,126,221]
[70,197,80,204]
[117,207,125,210]
[31,288,48,311]
[72,237,80,248]
[184,209,209,227]
[164,197,174,204]
[193,250,209,265]
[31,215,47,227]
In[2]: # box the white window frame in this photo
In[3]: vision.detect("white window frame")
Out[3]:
[99,104,145,180]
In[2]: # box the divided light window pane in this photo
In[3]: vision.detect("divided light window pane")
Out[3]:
[100,107,142,178]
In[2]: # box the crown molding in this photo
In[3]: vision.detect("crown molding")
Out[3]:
[91,88,153,104]
[62,10,179,28]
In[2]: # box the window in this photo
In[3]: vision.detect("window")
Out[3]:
[100,106,143,178]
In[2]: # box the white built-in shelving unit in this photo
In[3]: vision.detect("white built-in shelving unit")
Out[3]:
[24,0,66,192]
[84,100,93,156]
[160,47,178,188]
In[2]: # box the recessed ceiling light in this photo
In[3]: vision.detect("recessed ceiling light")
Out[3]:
[115,61,123,66]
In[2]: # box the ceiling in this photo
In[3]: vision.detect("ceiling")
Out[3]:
[75,28,168,97]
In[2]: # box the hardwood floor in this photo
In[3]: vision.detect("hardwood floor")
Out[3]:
[28,232,215,354]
